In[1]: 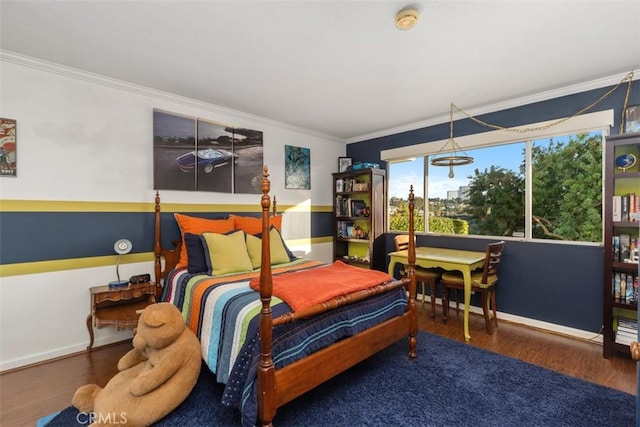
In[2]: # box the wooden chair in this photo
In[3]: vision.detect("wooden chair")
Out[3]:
[441,241,505,333]
[394,234,442,319]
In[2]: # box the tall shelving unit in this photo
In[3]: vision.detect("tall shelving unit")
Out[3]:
[332,168,386,271]
[603,132,640,358]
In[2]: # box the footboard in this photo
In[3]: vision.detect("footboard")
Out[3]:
[256,167,418,426]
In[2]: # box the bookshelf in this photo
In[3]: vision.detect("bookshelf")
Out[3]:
[603,132,640,358]
[332,168,386,270]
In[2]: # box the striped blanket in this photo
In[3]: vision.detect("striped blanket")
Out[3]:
[161,258,407,426]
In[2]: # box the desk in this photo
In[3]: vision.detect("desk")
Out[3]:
[388,247,485,341]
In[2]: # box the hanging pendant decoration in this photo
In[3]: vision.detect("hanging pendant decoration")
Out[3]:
[430,103,473,178]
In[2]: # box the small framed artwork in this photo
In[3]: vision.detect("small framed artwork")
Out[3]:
[0,118,17,177]
[338,156,352,173]
[624,105,639,133]
[284,145,311,189]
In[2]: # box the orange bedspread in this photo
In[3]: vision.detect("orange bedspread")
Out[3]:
[249,260,393,312]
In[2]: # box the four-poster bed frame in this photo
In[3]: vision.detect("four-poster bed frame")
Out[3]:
[153,165,418,426]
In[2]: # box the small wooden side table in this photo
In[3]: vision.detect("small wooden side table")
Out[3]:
[86,282,156,351]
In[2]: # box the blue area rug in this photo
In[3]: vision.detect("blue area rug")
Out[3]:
[44,332,635,426]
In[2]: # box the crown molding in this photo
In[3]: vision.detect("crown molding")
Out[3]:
[0,50,344,143]
[348,69,639,144]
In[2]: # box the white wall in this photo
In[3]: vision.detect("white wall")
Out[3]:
[0,53,343,371]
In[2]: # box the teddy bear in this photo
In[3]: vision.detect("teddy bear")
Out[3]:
[72,302,201,426]
[631,340,640,361]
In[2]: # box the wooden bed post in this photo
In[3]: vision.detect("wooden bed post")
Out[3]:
[154,190,162,287]
[257,166,276,427]
[407,185,418,358]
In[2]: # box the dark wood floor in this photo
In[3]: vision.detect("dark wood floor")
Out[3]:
[1,304,636,426]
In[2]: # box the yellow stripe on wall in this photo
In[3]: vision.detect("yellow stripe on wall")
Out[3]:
[0,253,155,277]
[0,199,332,213]
[0,200,151,212]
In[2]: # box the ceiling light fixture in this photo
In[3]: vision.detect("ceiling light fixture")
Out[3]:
[430,103,473,179]
[395,8,419,30]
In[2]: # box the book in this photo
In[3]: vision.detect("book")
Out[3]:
[620,272,627,302]
[613,235,620,262]
[617,328,637,337]
[616,328,637,338]
[621,195,630,222]
[615,317,637,345]
[350,199,366,217]
[613,272,621,301]
[617,325,638,335]
[626,274,635,303]
[620,234,631,262]
[612,195,622,222]
[618,315,637,326]
[615,332,635,346]
[615,333,636,346]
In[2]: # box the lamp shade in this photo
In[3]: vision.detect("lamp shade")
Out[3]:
[114,239,132,255]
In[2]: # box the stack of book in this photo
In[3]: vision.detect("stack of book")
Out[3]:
[612,271,639,304]
[612,193,639,222]
[612,234,639,263]
[615,316,638,346]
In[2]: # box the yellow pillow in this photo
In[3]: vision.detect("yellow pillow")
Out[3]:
[245,227,291,269]
[200,230,253,276]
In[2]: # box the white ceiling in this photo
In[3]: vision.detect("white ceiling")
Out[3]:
[1,1,639,142]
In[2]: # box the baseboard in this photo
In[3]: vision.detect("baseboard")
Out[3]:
[425,295,603,344]
[0,334,132,373]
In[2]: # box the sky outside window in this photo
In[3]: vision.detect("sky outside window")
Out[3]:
[389,143,525,199]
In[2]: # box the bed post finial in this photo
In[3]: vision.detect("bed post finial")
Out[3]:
[258,164,276,426]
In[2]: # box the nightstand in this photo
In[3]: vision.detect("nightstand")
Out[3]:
[86,282,156,351]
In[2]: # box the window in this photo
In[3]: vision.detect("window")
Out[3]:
[384,110,612,244]
[388,159,425,233]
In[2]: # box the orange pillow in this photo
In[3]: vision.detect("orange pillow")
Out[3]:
[231,214,282,236]
[174,213,235,269]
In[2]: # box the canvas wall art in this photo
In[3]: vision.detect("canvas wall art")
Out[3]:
[285,145,310,190]
[153,109,263,193]
[0,118,17,177]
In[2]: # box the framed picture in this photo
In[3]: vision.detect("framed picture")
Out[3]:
[152,109,264,193]
[624,105,640,133]
[284,145,311,189]
[0,118,17,177]
[338,156,352,173]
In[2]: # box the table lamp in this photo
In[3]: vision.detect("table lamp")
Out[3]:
[109,238,132,288]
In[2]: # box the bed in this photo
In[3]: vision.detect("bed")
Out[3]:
[153,165,418,426]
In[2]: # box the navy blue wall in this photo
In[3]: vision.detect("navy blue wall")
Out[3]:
[0,210,332,264]
[351,80,639,333]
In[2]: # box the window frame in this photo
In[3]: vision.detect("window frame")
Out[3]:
[383,110,614,246]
